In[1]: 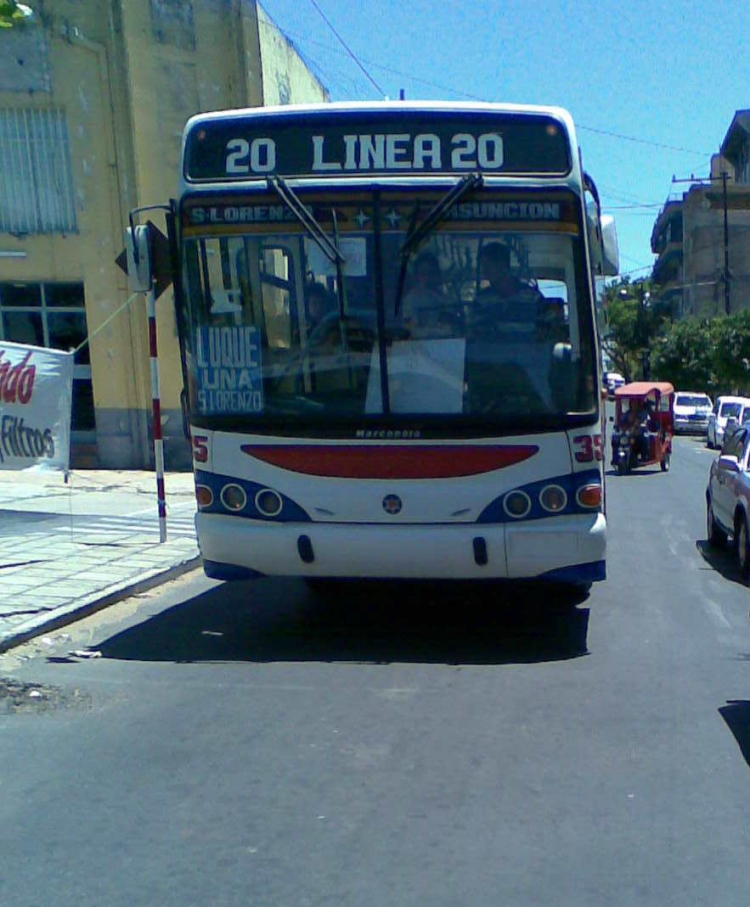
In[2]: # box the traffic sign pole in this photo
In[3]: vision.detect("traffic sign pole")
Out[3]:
[147,285,167,543]
[116,211,174,542]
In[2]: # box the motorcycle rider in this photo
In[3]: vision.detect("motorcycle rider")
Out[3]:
[622,399,652,460]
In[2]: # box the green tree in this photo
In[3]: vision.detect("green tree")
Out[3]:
[651,317,718,392]
[601,278,666,381]
[713,310,750,394]
[0,1,31,27]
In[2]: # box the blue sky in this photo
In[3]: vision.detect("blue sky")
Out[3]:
[263,0,750,279]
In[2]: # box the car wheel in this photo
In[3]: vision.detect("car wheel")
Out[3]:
[736,514,750,582]
[707,498,727,547]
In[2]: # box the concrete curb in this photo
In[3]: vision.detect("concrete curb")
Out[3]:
[0,554,203,655]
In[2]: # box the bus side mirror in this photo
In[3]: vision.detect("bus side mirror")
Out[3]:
[124,225,153,293]
[600,215,619,276]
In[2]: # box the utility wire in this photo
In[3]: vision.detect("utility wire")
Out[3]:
[575,123,711,157]
[264,17,712,158]
[305,0,385,97]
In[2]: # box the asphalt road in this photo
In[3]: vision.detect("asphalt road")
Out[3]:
[2,434,750,907]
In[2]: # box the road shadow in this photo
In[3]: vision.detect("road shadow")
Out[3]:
[719,700,750,768]
[604,467,666,478]
[696,539,747,587]
[0,510,60,534]
[94,578,590,666]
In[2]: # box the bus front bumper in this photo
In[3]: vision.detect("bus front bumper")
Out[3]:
[195,512,606,584]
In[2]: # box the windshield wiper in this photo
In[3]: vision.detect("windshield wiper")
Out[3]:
[394,172,483,316]
[267,176,345,265]
[268,175,349,349]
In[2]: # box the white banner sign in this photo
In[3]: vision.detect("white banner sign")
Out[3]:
[0,341,74,471]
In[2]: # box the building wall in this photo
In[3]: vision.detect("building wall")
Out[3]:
[681,184,750,318]
[0,0,328,469]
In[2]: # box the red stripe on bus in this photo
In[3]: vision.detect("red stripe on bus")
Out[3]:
[240,445,539,479]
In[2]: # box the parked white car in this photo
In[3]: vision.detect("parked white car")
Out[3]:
[706,425,750,581]
[706,395,750,449]
[673,391,713,434]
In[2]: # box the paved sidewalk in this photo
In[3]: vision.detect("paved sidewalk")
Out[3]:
[0,469,201,653]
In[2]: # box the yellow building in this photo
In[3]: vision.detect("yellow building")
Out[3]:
[0,0,328,467]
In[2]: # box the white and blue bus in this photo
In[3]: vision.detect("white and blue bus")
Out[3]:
[167,102,618,587]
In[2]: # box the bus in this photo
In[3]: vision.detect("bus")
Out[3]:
[164,101,618,587]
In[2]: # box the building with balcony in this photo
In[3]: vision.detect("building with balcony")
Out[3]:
[0,0,328,468]
[650,199,683,318]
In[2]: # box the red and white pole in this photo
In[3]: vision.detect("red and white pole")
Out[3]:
[147,286,167,543]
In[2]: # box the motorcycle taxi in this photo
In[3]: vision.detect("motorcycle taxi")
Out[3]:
[610,382,674,475]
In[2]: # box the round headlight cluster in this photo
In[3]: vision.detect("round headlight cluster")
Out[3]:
[503,482,601,519]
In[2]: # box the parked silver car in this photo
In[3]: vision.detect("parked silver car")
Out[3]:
[706,425,750,581]
[706,395,750,449]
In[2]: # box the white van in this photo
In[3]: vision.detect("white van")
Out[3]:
[673,391,712,434]
[604,372,625,396]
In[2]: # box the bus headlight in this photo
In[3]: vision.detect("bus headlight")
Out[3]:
[503,490,531,519]
[539,484,567,513]
[195,485,213,509]
[576,484,602,509]
[255,488,283,517]
[220,483,247,512]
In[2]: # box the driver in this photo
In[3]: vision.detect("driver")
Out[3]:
[306,282,337,332]
[622,399,652,459]
[477,242,544,304]
[468,241,545,332]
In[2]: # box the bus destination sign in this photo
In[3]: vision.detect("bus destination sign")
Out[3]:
[184,113,571,182]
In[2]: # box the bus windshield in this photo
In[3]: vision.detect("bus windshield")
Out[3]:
[179,187,596,433]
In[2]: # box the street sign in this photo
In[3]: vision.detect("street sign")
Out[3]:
[115,221,173,299]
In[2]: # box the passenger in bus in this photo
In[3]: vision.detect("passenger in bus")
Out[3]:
[402,252,460,338]
[306,282,338,334]
[403,253,444,317]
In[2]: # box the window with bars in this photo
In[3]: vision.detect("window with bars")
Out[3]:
[0,281,95,436]
[0,108,77,235]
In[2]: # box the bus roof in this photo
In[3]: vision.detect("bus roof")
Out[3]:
[184,100,577,131]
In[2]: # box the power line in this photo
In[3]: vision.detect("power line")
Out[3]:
[305,0,385,97]
[265,17,714,159]
[575,123,711,157]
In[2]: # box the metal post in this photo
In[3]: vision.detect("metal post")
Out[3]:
[147,287,167,543]
[722,171,730,315]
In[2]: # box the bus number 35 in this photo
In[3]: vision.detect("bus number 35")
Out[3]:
[573,434,603,463]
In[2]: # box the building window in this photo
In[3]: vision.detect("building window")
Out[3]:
[0,108,77,235]
[0,281,95,436]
